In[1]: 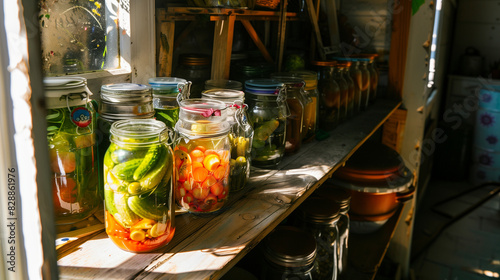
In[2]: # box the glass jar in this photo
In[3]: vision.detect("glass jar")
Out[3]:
[174,98,231,213]
[310,61,341,131]
[201,89,254,192]
[260,226,317,280]
[230,61,275,84]
[338,62,355,119]
[103,119,175,253]
[271,75,308,155]
[344,58,362,114]
[332,64,349,123]
[244,79,288,168]
[149,77,191,129]
[313,186,351,277]
[366,55,379,104]
[174,53,211,98]
[289,71,319,142]
[204,79,243,91]
[295,197,340,280]
[44,77,100,225]
[356,58,371,110]
[97,83,155,197]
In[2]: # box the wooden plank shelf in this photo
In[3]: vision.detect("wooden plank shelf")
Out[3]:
[57,99,402,280]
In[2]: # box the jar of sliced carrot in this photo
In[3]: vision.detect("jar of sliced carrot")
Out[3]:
[174,98,232,213]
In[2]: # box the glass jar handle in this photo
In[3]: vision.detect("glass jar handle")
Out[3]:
[177,81,192,104]
[276,86,291,118]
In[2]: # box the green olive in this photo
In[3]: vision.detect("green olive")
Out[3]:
[128,182,142,195]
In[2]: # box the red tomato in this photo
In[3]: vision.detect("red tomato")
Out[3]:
[53,176,77,203]
[50,149,76,174]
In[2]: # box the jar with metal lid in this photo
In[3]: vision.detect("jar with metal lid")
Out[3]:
[103,119,175,252]
[174,53,211,98]
[44,77,100,225]
[310,61,341,131]
[332,63,349,123]
[204,79,243,91]
[260,226,318,280]
[270,74,308,154]
[174,98,231,213]
[289,71,319,142]
[244,79,288,168]
[149,77,191,129]
[295,197,340,280]
[355,58,371,110]
[313,186,351,277]
[97,83,155,196]
[201,89,254,192]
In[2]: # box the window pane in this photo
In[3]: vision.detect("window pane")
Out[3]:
[39,0,119,75]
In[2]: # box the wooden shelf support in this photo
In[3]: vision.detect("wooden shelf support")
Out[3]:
[241,20,274,64]
[211,14,236,79]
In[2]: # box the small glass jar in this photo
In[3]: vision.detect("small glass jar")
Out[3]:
[338,62,355,119]
[295,197,341,280]
[204,79,243,91]
[103,119,175,253]
[260,226,317,280]
[97,83,155,197]
[332,63,349,123]
[244,79,288,168]
[313,186,351,277]
[270,75,308,155]
[174,99,231,213]
[289,71,319,142]
[44,77,100,225]
[310,61,341,131]
[356,58,371,110]
[201,89,254,192]
[174,53,211,98]
[149,77,191,129]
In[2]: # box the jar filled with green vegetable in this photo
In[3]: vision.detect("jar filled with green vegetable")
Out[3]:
[174,98,232,213]
[310,61,341,131]
[244,79,288,168]
[44,77,100,225]
[104,119,175,253]
[149,77,191,129]
[289,71,319,142]
[201,89,254,192]
[294,197,340,280]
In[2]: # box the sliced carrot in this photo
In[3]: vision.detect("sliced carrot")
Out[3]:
[192,187,209,200]
[210,182,224,196]
[213,165,226,180]
[193,167,208,182]
[192,161,203,170]
[203,154,220,172]
[190,149,205,163]
[202,175,217,189]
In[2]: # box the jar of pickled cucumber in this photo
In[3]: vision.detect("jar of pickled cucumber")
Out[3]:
[149,77,191,129]
[294,197,340,280]
[44,77,100,225]
[201,89,254,192]
[270,75,308,155]
[244,79,288,168]
[97,83,155,198]
[174,98,232,213]
[289,71,319,142]
[310,61,341,131]
[103,119,175,253]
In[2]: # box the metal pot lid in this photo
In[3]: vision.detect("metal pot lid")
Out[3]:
[263,226,316,268]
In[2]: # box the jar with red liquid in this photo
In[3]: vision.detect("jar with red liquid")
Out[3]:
[174,98,231,213]
[103,119,175,252]
[311,61,341,131]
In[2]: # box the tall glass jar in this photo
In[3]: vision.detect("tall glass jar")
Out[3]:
[174,53,211,98]
[97,83,155,198]
[295,197,341,280]
[174,99,231,213]
[270,75,308,155]
[338,62,355,119]
[310,61,341,131]
[366,55,379,104]
[44,77,100,225]
[289,71,319,142]
[201,89,254,192]
[259,226,318,280]
[313,186,351,277]
[346,59,362,114]
[149,77,191,129]
[356,58,371,110]
[332,64,349,123]
[103,119,175,252]
[244,79,288,168]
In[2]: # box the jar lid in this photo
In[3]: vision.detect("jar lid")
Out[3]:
[179,53,211,66]
[175,99,231,137]
[205,79,243,91]
[269,75,305,87]
[310,60,337,67]
[101,83,152,103]
[297,197,341,224]
[110,119,169,146]
[201,89,245,105]
[263,226,317,268]
[313,186,351,210]
[288,70,318,90]
[333,141,413,193]
[43,77,93,108]
[148,77,187,87]
[245,79,284,88]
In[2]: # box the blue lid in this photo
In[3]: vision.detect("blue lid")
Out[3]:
[245,79,284,89]
[148,77,187,87]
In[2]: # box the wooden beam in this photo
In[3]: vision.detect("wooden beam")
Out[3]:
[276,0,288,72]
[241,20,274,64]
[211,14,236,79]
[156,9,175,77]
[305,0,326,60]
[388,0,412,99]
